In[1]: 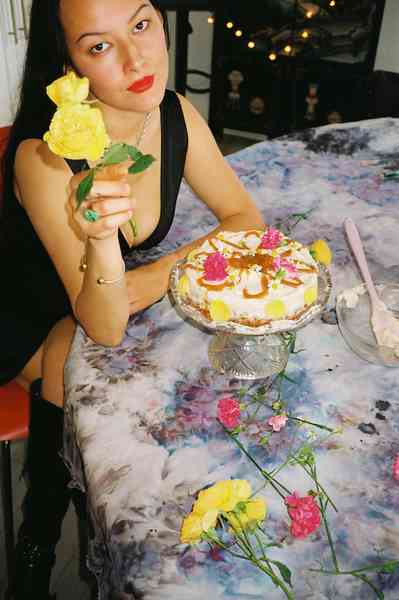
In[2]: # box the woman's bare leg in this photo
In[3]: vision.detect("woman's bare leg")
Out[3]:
[16,315,76,407]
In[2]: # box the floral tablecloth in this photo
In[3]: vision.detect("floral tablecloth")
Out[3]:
[64,117,399,600]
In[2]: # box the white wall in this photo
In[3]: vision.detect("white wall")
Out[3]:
[374,0,399,72]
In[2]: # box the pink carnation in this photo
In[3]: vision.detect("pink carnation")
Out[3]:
[285,492,321,539]
[272,256,298,275]
[267,414,288,432]
[260,227,283,250]
[217,397,241,429]
[204,252,228,282]
[393,455,399,480]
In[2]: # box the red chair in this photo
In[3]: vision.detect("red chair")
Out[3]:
[0,125,27,588]
[0,381,30,588]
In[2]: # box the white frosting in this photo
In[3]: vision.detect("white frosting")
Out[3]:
[180,229,319,325]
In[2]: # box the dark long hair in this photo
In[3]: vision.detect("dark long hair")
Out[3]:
[1,0,168,217]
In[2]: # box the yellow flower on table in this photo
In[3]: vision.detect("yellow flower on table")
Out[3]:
[227,497,267,532]
[180,513,203,544]
[193,479,252,515]
[43,103,110,161]
[46,71,89,106]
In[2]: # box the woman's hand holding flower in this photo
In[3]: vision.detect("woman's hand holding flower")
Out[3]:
[68,165,135,241]
[43,71,155,238]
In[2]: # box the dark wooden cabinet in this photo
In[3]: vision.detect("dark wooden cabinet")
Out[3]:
[209,0,385,138]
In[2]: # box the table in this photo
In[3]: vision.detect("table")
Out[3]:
[64,117,399,600]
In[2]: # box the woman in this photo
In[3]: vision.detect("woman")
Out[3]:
[0,0,264,596]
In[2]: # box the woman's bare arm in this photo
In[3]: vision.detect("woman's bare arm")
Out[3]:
[14,139,133,346]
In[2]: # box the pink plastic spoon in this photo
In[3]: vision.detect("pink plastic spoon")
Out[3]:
[344,217,399,355]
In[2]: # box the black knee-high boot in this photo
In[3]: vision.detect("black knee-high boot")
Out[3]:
[11,379,72,599]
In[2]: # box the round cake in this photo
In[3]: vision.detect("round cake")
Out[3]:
[177,228,319,326]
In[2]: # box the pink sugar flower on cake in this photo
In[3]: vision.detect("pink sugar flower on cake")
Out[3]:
[217,397,241,429]
[272,256,298,275]
[204,252,228,282]
[260,227,284,250]
[285,492,321,539]
[267,414,288,432]
[392,455,399,480]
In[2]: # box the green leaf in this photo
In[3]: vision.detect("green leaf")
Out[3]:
[128,154,156,174]
[380,562,399,574]
[272,561,293,587]
[126,145,143,162]
[76,171,94,207]
[101,143,130,166]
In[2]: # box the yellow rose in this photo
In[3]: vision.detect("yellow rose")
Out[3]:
[227,497,267,532]
[193,479,252,515]
[180,513,203,544]
[46,71,89,107]
[43,103,110,161]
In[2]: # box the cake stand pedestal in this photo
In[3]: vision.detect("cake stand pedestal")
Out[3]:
[208,332,289,380]
[170,261,331,381]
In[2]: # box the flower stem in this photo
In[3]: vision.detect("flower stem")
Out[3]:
[129,217,138,238]
[221,423,291,498]
[288,416,335,433]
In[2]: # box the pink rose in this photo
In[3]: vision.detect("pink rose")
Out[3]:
[285,492,321,539]
[204,252,228,282]
[393,455,399,481]
[217,397,241,429]
[267,414,288,432]
[260,228,283,250]
[272,256,298,275]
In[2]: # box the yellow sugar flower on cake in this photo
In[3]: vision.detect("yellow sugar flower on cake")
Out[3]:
[46,71,90,107]
[265,299,286,319]
[209,299,231,322]
[177,274,190,298]
[43,103,110,161]
[304,286,317,305]
[310,239,332,266]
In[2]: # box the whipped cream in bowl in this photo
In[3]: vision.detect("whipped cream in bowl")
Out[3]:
[336,282,399,366]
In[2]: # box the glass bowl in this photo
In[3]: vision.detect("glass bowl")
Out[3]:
[336,282,399,367]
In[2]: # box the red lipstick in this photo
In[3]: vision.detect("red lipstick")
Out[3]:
[128,75,154,94]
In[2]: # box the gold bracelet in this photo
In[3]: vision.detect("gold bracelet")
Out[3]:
[79,254,126,285]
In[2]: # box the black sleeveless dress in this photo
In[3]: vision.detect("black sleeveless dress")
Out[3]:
[0,90,188,385]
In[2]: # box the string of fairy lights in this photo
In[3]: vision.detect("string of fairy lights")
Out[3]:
[207,0,340,62]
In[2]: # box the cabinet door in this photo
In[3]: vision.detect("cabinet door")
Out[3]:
[0,0,29,126]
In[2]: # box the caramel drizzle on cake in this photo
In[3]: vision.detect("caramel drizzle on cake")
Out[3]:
[197,277,232,291]
[243,275,269,299]
[281,278,302,288]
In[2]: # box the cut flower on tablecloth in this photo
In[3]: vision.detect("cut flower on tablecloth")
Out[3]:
[211,378,399,598]
[43,70,155,237]
[180,479,295,598]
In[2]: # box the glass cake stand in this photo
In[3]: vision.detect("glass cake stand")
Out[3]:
[170,262,332,380]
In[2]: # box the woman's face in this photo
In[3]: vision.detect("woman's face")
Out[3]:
[59,0,169,114]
